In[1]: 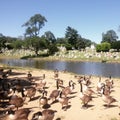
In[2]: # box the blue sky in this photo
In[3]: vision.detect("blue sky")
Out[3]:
[0,0,120,43]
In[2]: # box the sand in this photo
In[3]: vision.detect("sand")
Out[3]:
[1,68,120,120]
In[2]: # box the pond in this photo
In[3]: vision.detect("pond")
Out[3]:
[0,58,120,78]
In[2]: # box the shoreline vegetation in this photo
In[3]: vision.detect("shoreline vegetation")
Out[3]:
[0,49,120,63]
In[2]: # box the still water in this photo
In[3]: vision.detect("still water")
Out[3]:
[0,58,120,78]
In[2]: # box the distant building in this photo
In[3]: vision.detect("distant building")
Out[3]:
[85,44,95,52]
[58,46,66,52]
[90,44,95,50]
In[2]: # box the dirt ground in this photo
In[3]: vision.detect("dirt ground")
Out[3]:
[1,67,120,120]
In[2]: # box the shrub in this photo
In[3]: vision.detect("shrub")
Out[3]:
[96,42,111,52]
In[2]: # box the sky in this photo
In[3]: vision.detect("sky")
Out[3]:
[0,0,120,43]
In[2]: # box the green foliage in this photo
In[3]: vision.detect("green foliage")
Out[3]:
[38,37,48,49]
[22,13,47,37]
[56,38,68,45]
[65,43,72,50]
[96,42,111,52]
[21,13,49,56]
[31,37,40,54]
[23,38,30,49]
[0,35,16,51]
[101,42,111,52]
[48,44,59,55]
[76,38,85,50]
[6,44,13,50]
[11,40,23,49]
[44,31,56,43]
[83,38,93,47]
[102,30,118,43]
[65,26,79,48]
[65,26,93,50]
[0,35,7,50]
[111,41,120,51]
[24,36,48,56]
[96,44,102,52]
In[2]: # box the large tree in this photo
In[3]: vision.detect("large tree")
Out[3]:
[65,26,79,49]
[22,14,47,56]
[101,30,118,43]
[22,14,47,37]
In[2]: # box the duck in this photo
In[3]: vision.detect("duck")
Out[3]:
[41,109,57,120]
[82,75,92,86]
[96,77,105,95]
[32,109,57,120]
[27,71,32,81]
[40,77,46,88]
[0,82,12,101]
[35,78,46,92]
[49,89,59,104]
[82,84,95,97]
[4,108,31,120]
[79,81,92,109]
[9,95,26,110]
[105,76,114,90]
[54,69,59,79]
[57,91,69,111]
[39,89,48,109]
[62,80,75,97]
[101,85,111,96]
[12,79,26,97]
[25,87,36,101]
[101,86,117,108]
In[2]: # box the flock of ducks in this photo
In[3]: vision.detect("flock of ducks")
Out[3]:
[0,67,119,120]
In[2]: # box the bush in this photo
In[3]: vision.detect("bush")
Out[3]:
[111,41,120,51]
[65,43,72,50]
[96,42,111,52]
[48,44,59,55]
[96,44,102,52]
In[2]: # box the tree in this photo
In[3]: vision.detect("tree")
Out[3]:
[56,37,67,45]
[22,13,47,56]
[0,35,7,52]
[83,38,93,47]
[29,37,40,55]
[101,30,118,43]
[111,41,120,51]
[22,14,47,37]
[11,40,23,49]
[48,44,59,55]
[65,26,79,49]
[76,37,86,50]
[44,31,56,43]
[24,36,50,56]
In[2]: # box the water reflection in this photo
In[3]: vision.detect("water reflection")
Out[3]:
[0,58,120,78]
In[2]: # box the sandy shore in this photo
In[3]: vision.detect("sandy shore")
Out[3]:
[1,67,120,120]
